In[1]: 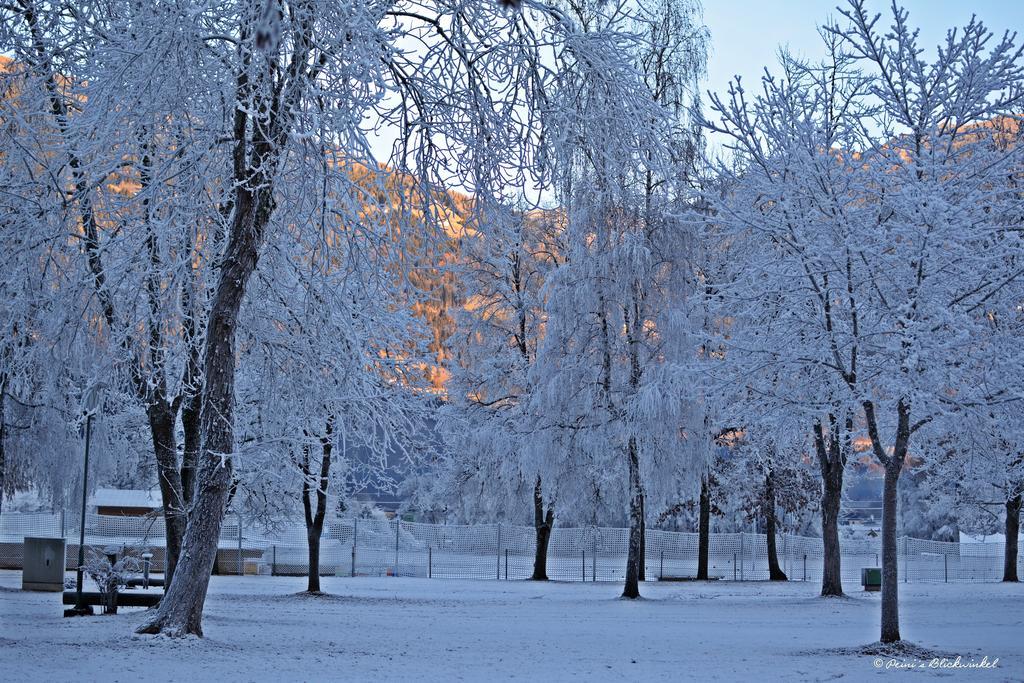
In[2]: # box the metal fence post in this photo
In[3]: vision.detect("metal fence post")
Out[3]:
[944,554,948,583]
[582,550,586,582]
[733,553,737,581]
[660,551,664,580]
[781,533,787,577]
[591,529,597,582]
[428,546,432,578]
[496,523,502,580]
[237,512,243,576]
[505,549,508,581]
[272,545,277,576]
[740,533,744,581]
[394,518,400,577]
[803,554,807,582]
[351,518,357,578]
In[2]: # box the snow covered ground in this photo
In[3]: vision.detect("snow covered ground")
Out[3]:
[1,570,1021,682]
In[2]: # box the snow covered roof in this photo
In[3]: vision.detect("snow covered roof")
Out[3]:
[959,531,1006,544]
[88,488,162,510]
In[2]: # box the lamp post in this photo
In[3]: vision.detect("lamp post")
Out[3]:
[65,382,105,618]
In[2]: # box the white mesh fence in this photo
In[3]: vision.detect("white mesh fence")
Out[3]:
[1,511,1018,583]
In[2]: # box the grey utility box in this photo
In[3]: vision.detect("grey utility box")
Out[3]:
[22,537,66,591]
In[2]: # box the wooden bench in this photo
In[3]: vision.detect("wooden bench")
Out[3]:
[62,591,161,608]
[125,577,165,588]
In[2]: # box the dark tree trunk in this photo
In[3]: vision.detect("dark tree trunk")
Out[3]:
[179,294,203,512]
[180,392,201,511]
[137,166,276,638]
[302,419,333,593]
[0,378,6,518]
[764,470,787,581]
[136,4,320,634]
[813,419,845,597]
[864,399,911,644]
[531,476,553,581]
[697,476,710,580]
[638,491,646,582]
[1004,495,1021,583]
[139,144,187,588]
[880,460,901,642]
[820,479,842,595]
[621,290,645,599]
[623,436,643,599]
[306,532,322,591]
[147,401,186,589]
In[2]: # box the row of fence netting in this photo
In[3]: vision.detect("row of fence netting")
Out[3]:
[0,511,64,540]
[1,511,1018,582]
[0,511,169,544]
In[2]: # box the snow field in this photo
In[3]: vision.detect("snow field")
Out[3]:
[2,570,1022,682]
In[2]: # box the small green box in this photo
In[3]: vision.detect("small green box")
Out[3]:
[861,567,881,591]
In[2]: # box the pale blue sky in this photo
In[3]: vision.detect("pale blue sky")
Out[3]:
[703,0,1024,102]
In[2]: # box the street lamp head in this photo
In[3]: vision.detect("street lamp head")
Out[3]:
[82,381,108,416]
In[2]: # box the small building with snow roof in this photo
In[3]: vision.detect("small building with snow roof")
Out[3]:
[87,488,163,517]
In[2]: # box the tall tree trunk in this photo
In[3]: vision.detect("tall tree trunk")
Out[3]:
[820,478,842,595]
[638,491,646,582]
[302,419,333,593]
[147,401,186,588]
[1004,494,1021,583]
[137,179,274,637]
[879,460,901,643]
[0,377,6,518]
[813,419,845,597]
[179,286,203,512]
[136,2,319,633]
[697,475,710,580]
[623,436,643,599]
[531,476,553,581]
[306,531,322,592]
[621,288,645,598]
[865,399,910,644]
[139,143,186,587]
[180,393,201,510]
[764,470,787,581]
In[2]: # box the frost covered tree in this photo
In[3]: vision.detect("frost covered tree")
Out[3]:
[832,0,1024,643]
[129,0,688,636]
[938,387,1024,581]
[708,0,1024,643]
[0,0,231,583]
[703,28,866,598]
[933,115,1024,582]
[724,425,819,581]
[895,462,959,542]
[232,160,437,594]
[424,0,707,592]
[535,0,707,599]
[139,0,492,635]
[974,437,1024,583]
[439,205,563,579]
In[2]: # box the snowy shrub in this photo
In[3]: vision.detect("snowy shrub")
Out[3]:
[82,545,144,614]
